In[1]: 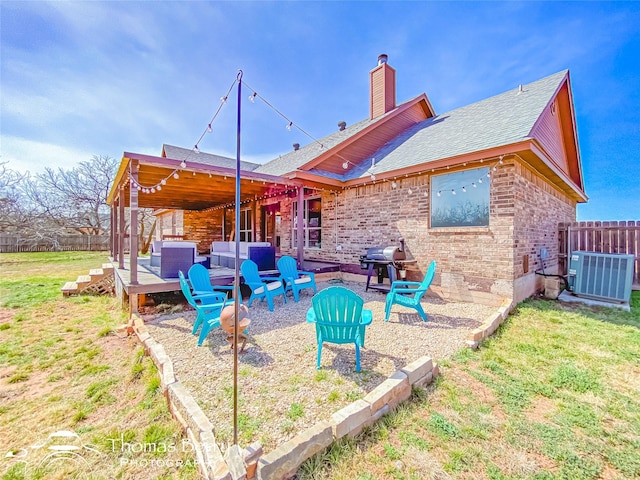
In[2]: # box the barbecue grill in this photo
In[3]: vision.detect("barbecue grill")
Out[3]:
[359,239,415,292]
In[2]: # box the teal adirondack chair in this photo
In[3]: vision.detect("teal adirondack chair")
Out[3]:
[306,286,373,372]
[240,259,287,311]
[277,255,317,302]
[188,263,236,300]
[178,271,228,345]
[384,261,436,322]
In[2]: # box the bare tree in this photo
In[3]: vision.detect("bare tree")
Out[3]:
[27,155,118,235]
[0,162,34,233]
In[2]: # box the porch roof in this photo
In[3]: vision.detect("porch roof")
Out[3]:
[106,151,314,210]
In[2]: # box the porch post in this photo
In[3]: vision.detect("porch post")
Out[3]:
[118,185,125,269]
[111,201,116,261]
[296,186,304,268]
[129,159,139,285]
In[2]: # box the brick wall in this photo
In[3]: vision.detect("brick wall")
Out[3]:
[174,156,576,304]
[183,210,225,253]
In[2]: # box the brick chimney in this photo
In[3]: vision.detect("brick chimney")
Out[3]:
[369,54,396,119]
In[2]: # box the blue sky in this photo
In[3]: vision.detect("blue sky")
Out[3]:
[1,1,638,220]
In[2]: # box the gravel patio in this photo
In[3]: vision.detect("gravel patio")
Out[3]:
[142,279,497,453]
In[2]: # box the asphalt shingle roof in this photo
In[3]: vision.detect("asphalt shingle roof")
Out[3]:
[259,70,568,181]
[163,144,261,172]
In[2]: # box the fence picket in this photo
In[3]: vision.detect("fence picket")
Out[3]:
[559,221,640,288]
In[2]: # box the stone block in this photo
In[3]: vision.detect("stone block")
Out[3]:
[243,442,263,480]
[330,399,371,439]
[148,343,170,371]
[167,382,215,442]
[224,444,247,480]
[363,370,410,415]
[400,356,433,385]
[161,361,176,390]
[414,371,434,388]
[257,421,333,480]
[201,430,230,480]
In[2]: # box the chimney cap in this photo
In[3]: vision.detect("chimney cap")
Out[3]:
[338,121,347,131]
[377,54,388,65]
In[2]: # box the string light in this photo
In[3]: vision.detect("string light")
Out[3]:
[286,121,293,131]
[207,124,212,132]
[249,92,257,103]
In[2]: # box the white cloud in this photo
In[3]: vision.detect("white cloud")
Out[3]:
[0,136,95,174]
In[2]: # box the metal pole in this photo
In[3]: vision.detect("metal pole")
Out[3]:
[233,70,243,446]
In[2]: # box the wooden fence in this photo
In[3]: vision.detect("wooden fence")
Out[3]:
[0,234,110,253]
[559,221,640,287]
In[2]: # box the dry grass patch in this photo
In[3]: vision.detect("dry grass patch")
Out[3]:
[0,252,200,480]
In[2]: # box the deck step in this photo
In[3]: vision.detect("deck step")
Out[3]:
[101,263,114,274]
[89,268,105,280]
[62,281,78,296]
[62,263,115,297]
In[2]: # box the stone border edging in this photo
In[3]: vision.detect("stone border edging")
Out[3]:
[132,315,440,480]
[131,315,233,480]
[466,298,514,349]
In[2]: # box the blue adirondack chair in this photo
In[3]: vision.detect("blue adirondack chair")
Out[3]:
[240,259,287,311]
[188,263,236,300]
[384,261,436,322]
[306,286,373,372]
[276,255,317,302]
[178,271,228,345]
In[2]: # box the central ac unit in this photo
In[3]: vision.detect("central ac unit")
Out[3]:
[568,251,635,303]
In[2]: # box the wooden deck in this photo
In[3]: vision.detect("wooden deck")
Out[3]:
[113,255,341,301]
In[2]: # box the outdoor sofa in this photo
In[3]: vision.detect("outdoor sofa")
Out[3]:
[210,241,276,271]
[150,241,209,278]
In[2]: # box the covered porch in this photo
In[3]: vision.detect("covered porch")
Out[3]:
[106,150,341,312]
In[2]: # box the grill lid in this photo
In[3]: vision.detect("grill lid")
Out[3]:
[364,246,406,262]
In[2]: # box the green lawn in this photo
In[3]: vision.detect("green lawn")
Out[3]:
[0,252,200,480]
[299,292,640,479]
[2,252,638,480]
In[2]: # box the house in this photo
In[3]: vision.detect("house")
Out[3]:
[107,54,586,306]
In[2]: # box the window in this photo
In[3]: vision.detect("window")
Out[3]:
[239,208,253,241]
[431,167,490,227]
[293,198,322,248]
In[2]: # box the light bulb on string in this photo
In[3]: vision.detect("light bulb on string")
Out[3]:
[174,172,179,179]
[451,189,457,195]
[487,171,491,177]
[249,92,257,103]
[161,179,167,185]
[472,182,476,188]
[462,186,466,193]
[342,161,349,170]
[181,160,187,168]
[370,174,376,181]
[437,191,441,197]
[286,122,293,131]
[193,145,199,154]
[207,124,212,133]
[407,188,413,195]
[220,96,227,104]
[157,185,162,191]
[151,187,156,193]
[478,178,483,184]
